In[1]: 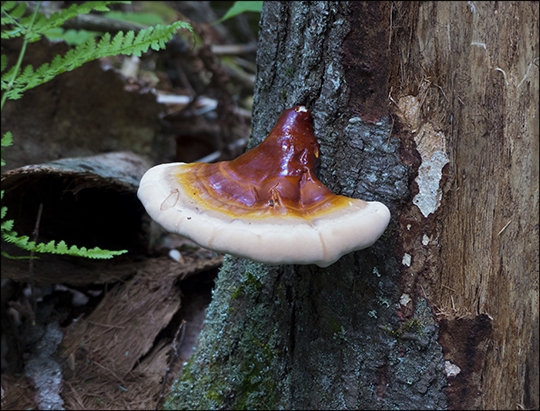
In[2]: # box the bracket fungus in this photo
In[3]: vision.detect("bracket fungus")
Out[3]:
[138,106,390,267]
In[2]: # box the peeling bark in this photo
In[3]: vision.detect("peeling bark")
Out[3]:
[389,2,539,409]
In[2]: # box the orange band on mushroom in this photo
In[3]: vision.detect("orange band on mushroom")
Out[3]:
[169,107,354,218]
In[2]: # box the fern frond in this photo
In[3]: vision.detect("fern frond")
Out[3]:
[1,230,128,259]
[1,131,13,165]
[1,186,127,259]
[0,2,26,37]
[2,21,192,99]
[0,217,13,231]
[2,2,192,261]
[18,2,129,42]
[0,27,23,40]
[1,64,17,84]
[1,131,13,147]
[1,1,18,13]
[1,251,37,260]
[8,2,27,19]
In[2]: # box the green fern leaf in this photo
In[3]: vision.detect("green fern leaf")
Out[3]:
[122,30,136,50]
[3,233,33,249]
[0,2,128,43]
[24,237,36,249]
[29,1,130,40]
[0,2,22,31]
[1,252,36,260]
[56,240,69,253]
[110,31,124,50]
[97,32,113,55]
[10,2,27,19]
[1,219,13,231]
[4,20,192,98]
[1,230,127,259]
[34,240,53,253]
[1,131,13,165]
[3,89,23,100]
[1,27,24,39]
[1,65,18,86]
[79,36,97,62]
[2,3,191,260]
[1,131,13,147]
[1,1,17,12]
[22,63,35,77]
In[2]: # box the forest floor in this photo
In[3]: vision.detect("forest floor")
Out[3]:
[1,2,258,409]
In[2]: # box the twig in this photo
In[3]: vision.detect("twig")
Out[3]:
[155,320,187,410]
[28,203,43,325]
[210,43,257,55]
[497,220,512,236]
[388,86,401,110]
[454,89,465,106]
[91,359,126,385]
[174,60,196,97]
[433,83,448,102]
[86,320,127,329]
[389,2,393,47]
[66,381,86,410]
[419,284,427,298]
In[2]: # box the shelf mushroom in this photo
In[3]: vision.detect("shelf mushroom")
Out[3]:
[138,106,390,267]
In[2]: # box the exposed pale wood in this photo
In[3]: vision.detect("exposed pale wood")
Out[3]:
[390,2,539,409]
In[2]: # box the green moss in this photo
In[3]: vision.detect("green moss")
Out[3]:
[164,259,285,410]
[234,338,278,410]
[231,283,244,299]
[180,358,195,383]
[383,323,400,337]
[205,390,222,403]
[231,270,263,299]
[404,318,423,335]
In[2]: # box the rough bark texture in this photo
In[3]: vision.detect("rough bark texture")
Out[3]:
[388,2,539,409]
[165,1,538,410]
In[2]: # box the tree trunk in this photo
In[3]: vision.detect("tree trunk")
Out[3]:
[165,2,539,410]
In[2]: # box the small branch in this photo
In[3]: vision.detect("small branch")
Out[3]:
[28,203,43,325]
[210,43,257,55]
[155,320,187,410]
[497,220,512,236]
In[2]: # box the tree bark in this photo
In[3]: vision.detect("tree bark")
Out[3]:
[388,2,539,409]
[165,2,538,410]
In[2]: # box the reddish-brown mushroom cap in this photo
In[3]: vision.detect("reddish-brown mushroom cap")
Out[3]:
[138,106,390,267]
